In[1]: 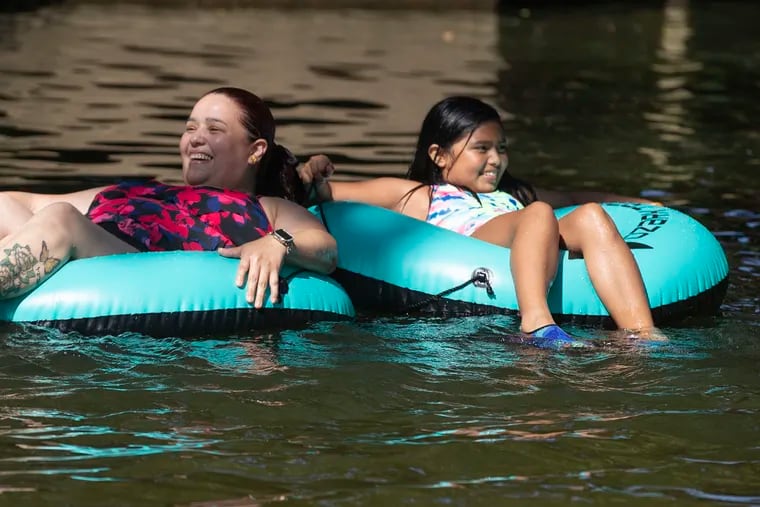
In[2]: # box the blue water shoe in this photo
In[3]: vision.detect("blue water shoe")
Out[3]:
[525,324,589,350]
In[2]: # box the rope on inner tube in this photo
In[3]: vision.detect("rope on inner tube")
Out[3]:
[399,267,495,313]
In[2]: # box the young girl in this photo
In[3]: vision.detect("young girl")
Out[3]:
[298,96,662,347]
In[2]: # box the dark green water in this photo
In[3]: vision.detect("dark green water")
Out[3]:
[0,2,758,505]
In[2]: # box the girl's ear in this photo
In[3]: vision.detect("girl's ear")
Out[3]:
[427,144,448,169]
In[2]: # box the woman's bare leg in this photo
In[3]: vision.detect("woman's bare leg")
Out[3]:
[558,203,654,330]
[473,201,560,333]
[0,193,34,240]
[0,202,137,299]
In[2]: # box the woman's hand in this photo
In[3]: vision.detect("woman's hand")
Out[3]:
[298,155,334,203]
[217,235,289,308]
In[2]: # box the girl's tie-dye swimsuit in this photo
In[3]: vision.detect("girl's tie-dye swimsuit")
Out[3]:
[426,183,524,236]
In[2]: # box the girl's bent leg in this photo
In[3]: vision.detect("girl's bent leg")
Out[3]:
[473,201,561,333]
[0,202,136,299]
[558,203,654,330]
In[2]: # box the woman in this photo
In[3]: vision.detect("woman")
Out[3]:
[0,87,337,308]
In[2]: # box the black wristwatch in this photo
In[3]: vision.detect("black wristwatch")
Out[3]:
[270,228,294,255]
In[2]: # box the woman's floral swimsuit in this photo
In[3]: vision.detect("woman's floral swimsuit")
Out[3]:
[86,179,273,251]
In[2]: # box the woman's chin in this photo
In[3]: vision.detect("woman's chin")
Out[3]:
[184,168,211,186]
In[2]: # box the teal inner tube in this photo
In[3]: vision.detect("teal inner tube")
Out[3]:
[0,251,355,337]
[311,201,728,325]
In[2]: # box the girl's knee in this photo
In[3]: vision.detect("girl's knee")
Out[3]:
[525,200,554,215]
[572,203,615,229]
[523,201,559,232]
[576,203,625,243]
[524,201,557,221]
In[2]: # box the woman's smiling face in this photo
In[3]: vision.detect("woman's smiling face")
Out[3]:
[180,93,256,191]
[438,120,509,193]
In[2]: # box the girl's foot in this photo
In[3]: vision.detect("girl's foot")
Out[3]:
[622,326,668,341]
[523,324,590,350]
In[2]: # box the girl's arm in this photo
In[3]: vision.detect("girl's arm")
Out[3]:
[298,155,428,218]
[535,188,658,208]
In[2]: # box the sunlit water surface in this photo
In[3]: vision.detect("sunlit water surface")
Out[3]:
[0,2,758,505]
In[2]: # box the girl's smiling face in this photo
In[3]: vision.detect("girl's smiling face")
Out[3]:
[434,120,509,193]
[179,93,257,191]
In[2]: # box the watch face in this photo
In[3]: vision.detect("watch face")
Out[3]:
[275,229,293,242]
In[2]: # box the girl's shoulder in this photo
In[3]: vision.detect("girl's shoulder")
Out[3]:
[374,177,426,193]
[392,180,431,220]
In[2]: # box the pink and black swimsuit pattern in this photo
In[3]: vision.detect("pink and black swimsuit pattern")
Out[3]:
[86,179,273,252]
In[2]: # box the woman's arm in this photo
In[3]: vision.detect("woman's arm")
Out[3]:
[217,196,338,308]
[535,188,659,208]
[261,197,337,274]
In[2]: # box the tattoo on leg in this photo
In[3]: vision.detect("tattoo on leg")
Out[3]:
[0,241,62,297]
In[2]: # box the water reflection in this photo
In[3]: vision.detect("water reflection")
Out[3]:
[0,6,504,187]
[639,0,701,202]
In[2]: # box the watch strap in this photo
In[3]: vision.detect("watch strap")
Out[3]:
[270,229,294,254]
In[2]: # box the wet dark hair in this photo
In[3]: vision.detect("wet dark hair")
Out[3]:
[203,87,306,204]
[405,96,536,206]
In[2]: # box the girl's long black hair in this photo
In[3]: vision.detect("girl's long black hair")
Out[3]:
[204,87,306,204]
[405,96,536,206]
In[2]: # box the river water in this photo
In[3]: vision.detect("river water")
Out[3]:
[0,2,758,505]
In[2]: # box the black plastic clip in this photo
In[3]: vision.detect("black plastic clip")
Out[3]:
[472,268,495,297]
